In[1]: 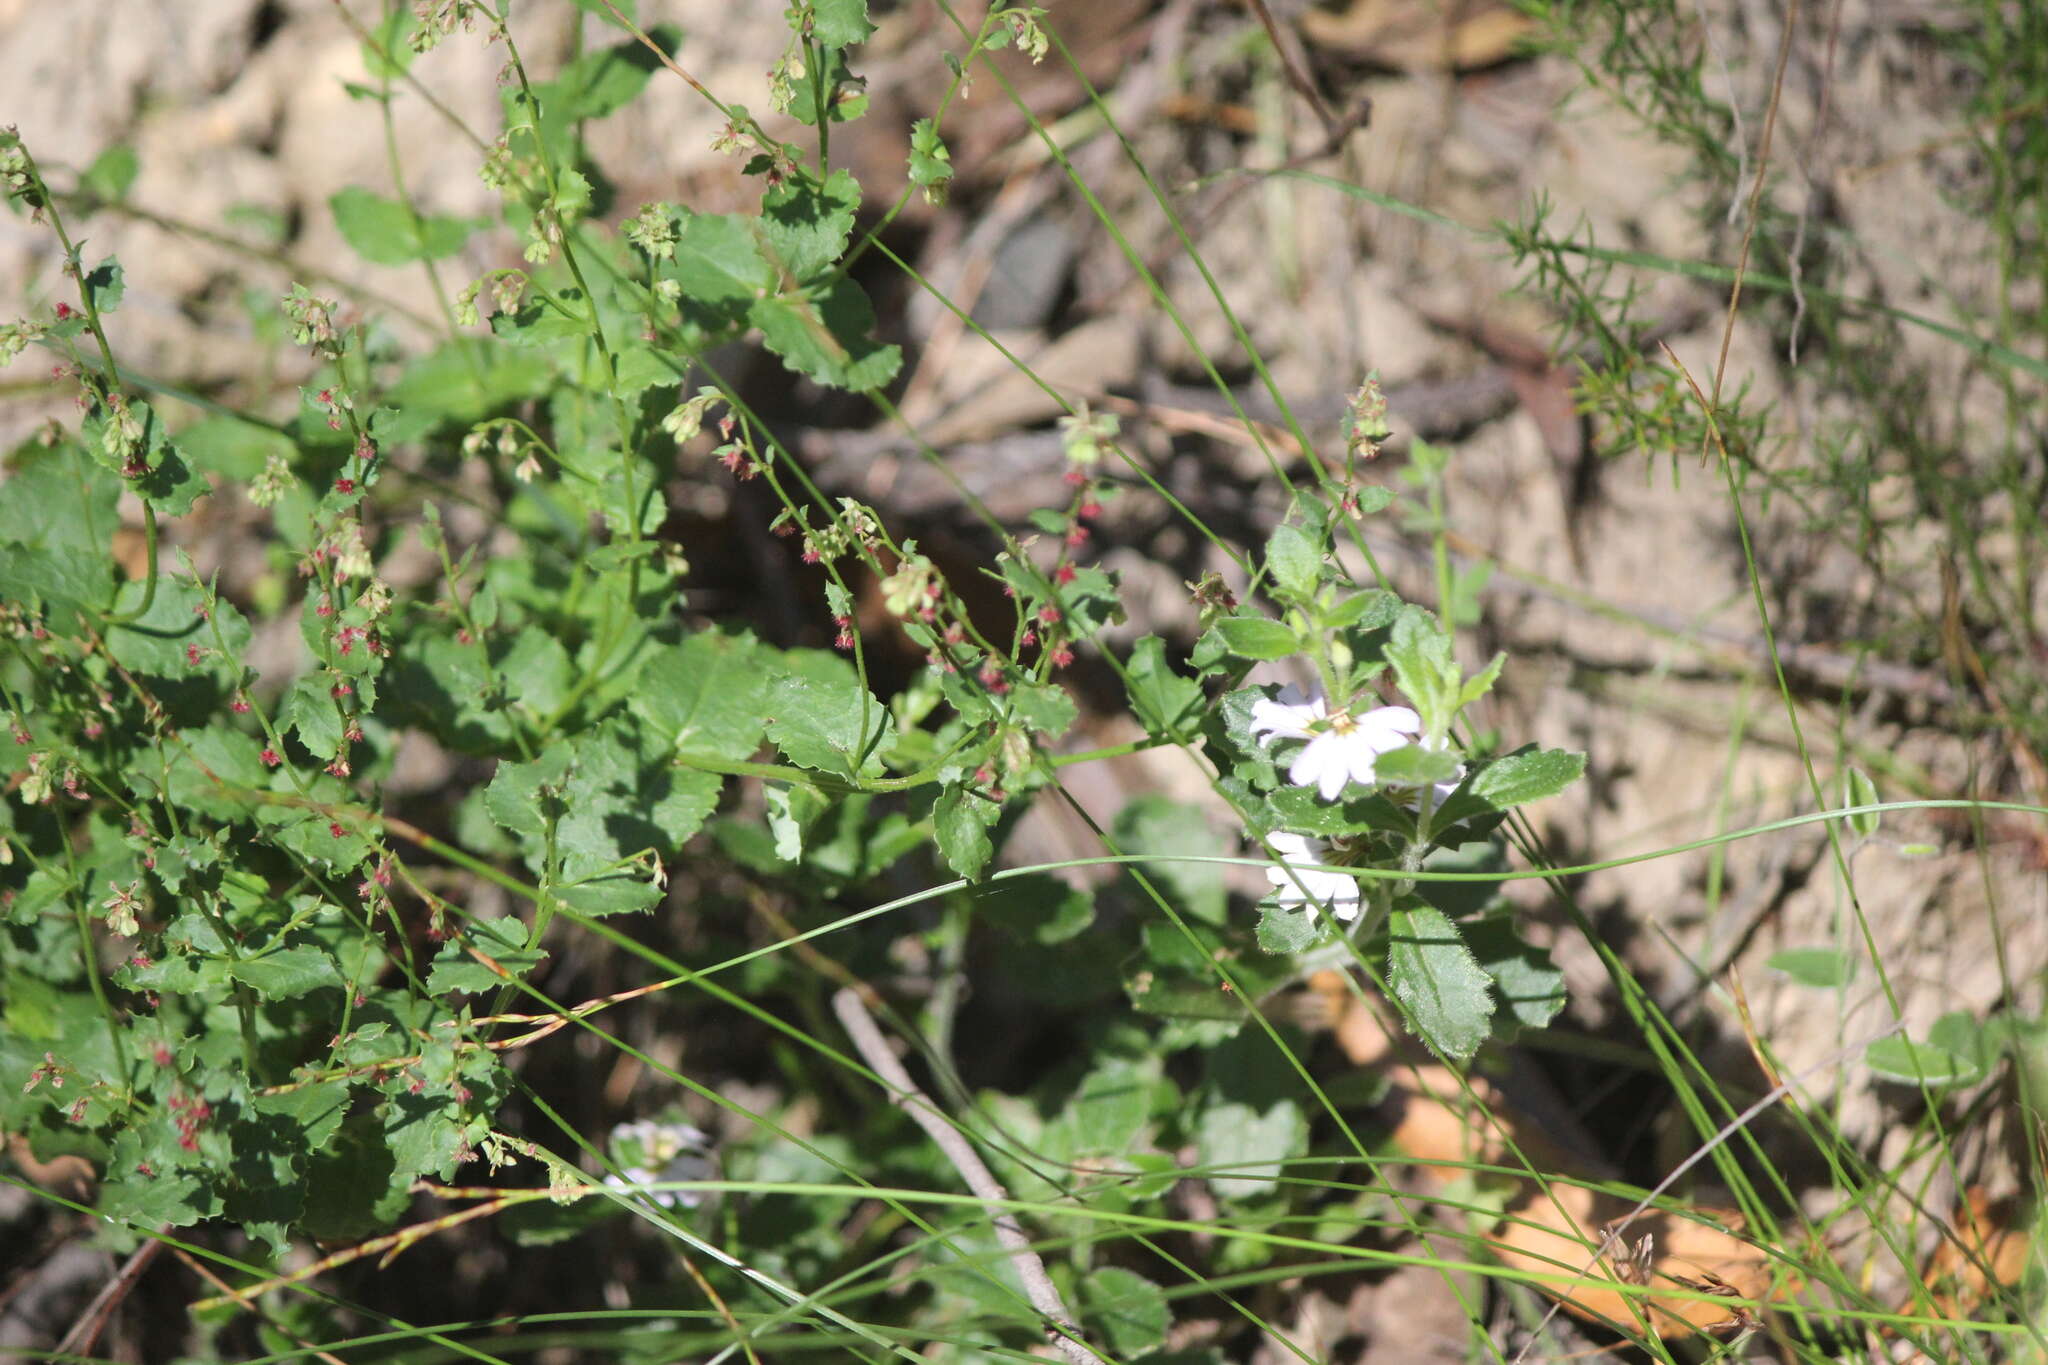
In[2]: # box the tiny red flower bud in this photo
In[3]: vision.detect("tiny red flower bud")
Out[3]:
[1052,645,1075,668]
[1038,605,1061,624]
[260,748,281,766]
[1055,564,1077,584]
[835,628,855,650]
[326,758,351,778]
[328,822,345,838]
[1078,500,1102,520]
[186,643,205,665]
[1065,525,1089,547]
[1063,469,1087,486]
[334,477,355,494]
[55,301,75,320]
[231,697,251,714]
[1021,629,1037,647]
[801,545,821,564]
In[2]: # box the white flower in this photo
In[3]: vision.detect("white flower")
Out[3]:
[604,1119,713,1209]
[1263,832,1362,922]
[1248,685,1422,801]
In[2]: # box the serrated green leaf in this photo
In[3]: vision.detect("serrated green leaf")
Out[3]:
[751,276,902,391]
[0,544,111,628]
[1214,615,1299,661]
[758,169,859,280]
[0,443,121,558]
[1463,916,1565,1032]
[1256,902,1322,954]
[812,0,875,46]
[633,630,768,761]
[283,675,346,759]
[666,211,775,306]
[763,650,891,778]
[1125,635,1203,740]
[1387,900,1493,1060]
[427,916,546,994]
[1083,1267,1170,1356]
[933,785,995,879]
[107,579,248,676]
[228,945,340,1000]
[484,744,573,842]
[1265,523,1318,600]
[1195,1099,1305,1200]
[331,186,485,265]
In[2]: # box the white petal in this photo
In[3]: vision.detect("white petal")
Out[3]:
[1354,705,1422,752]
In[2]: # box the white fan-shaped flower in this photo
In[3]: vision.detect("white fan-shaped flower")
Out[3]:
[1263,832,1362,922]
[1248,685,1421,801]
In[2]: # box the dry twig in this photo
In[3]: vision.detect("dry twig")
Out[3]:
[831,986,1108,1365]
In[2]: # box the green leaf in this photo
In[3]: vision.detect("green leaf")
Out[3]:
[570,0,636,27]
[1767,947,1854,988]
[175,414,292,480]
[1195,1099,1305,1200]
[1324,588,1398,630]
[1463,916,1566,1032]
[551,30,667,120]
[1256,902,1322,954]
[1843,767,1880,837]
[1467,745,1585,811]
[1124,635,1203,740]
[0,544,111,629]
[331,186,486,265]
[549,719,722,877]
[1213,615,1299,661]
[427,916,547,994]
[763,650,891,779]
[1265,523,1318,600]
[813,0,875,46]
[1082,1267,1170,1357]
[1372,744,1463,787]
[973,874,1093,945]
[82,144,139,201]
[758,169,859,280]
[1073,1050,1167,1149]
[283,675,346,759]
[228,945,340,1000]
[360,5,420,77]
[1387,900,1493,1061]
[633,630,768,761]
[907,118,953,202]
[82,256,125,314]
[0,443,121,558]
[666,211,776,308]
[483,744,573,843]
[1866,1035,1982,1088]
[933,785,996,879]
[108,579,249,676]
[1115,795,1226,924]
[751,276,903,391]
[1383,605,1456,731]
